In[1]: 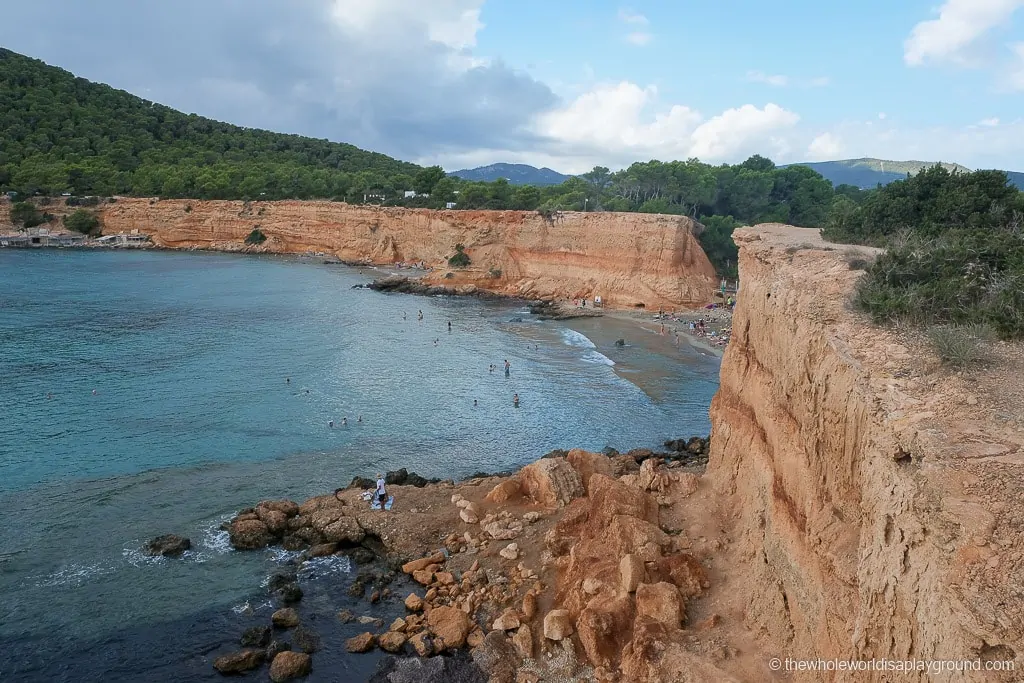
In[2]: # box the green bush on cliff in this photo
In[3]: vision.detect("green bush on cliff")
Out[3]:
[63,209,100,235]
[245,228,267,245]
[9,201,45,228]
[448,244,470,267]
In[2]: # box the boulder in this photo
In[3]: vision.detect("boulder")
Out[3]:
[582,577,603,595]
[409,631,433,657]
[240,625,272,647]
[269,651,312,682]
[257,499,300,517]
[435,571,455,585]
[276,581,303,605]
[587,474,659,527]
[519,458,583,508]
[542,609,574,641]
[491,609,521,631]
[345,632,376,653]
[459,508,479,524]
[229,518,273,550]
[379,631,407,653]
[620,554,646,593]
[485,478,522,504]
[258,509,290,535]
[605,515,668,560]
[412,569,435,585]
[386,468,410,486]
[402,553,445,574]
[321,516,364,545]
[426,606,471,649]
[635,582,682,627]
[471,631,518,682]
[576,596,635,668]
[213,649,264,674]
[405,593,425,612]
[272,608,300,629]
[389,617,408,632]
[337,609,354,623]
[522,511,542,524]
[145,534,191,557]
[499,543,519,560]
[512,624,534,658]
[566,448,614,493]
[522,592,537,621]
[654,553,708,599]
[292,625,322,653]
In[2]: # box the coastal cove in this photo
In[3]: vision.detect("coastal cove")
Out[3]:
[0,248,720,681]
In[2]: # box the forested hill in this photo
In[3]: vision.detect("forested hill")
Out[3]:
[0,48,424,199]
[449,163,571,185]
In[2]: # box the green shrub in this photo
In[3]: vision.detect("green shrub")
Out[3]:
[488,267,502,278]
[245,228,267,245]
[10,201,44,228]
[926,324,995,367]
[184,204,192,213]
[63,209,101,235]
[448,243,470,267]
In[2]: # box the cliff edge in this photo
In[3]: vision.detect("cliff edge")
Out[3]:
[92,199,717,308]
[705,224,1023,681]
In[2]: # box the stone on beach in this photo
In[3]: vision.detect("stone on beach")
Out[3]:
[213,649,265,674]
[345,632,376,653]
[519,457,584,508]
[427,606,471,649]
[379,631,407,652]
[269,651,312,682]
[543,609,574,641]
[272,607,300,629]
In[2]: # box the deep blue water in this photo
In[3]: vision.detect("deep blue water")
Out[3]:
[0,249,720,681]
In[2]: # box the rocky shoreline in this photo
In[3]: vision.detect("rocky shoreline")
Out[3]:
[200,437,729,682]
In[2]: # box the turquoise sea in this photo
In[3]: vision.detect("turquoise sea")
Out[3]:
[0,249,721,681]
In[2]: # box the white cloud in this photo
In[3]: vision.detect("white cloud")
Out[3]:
[806,132,843,160]
[617,8,648,25]
[747,70,789,87]
[904,0,1024,66]
[331,0,484,50]
[979,117,1001,126]
[625,32,653,46]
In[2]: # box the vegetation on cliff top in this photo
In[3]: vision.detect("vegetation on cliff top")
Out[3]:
[823,166,1024,339]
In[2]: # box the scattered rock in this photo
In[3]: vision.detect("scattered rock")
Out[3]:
[522,592,537,621]
[405,593,425,612]
[635,582,682,627]
[213,649,264,674]
[512,624,534,659]
[403,553,446,574]
[346,632,376,653]
[390,617,408,632]
[582,577,603,595]
[276,582,304,605]
[292,625,322,653]
[145,534,191,557]
[265,640,291,660]
[460,508,480,524]
[427,606,471,650]
[269,651,312,682]
[499,543,520,560]
[413,569,435,585]
[379,631,408,653]
[491,609,521,631]
[306,542,337,558]
[620,554,646,593]
[409,631,433,657]
[347,547,377,565]
[522,511,542,524]
[240,625,272,647]
[337,609,355,623]
[272,608,300,629]
[543,609,574,641]
[229,518,274,550]
[471,631,518,683]
[485,479,522,504]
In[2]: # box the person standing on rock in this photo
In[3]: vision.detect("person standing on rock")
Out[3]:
[375,474,388,511]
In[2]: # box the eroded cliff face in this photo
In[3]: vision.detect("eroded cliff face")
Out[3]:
[93,199,716,308]
[706,224,1023,681]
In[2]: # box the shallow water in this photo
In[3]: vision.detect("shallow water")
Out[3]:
[0,249,720,680]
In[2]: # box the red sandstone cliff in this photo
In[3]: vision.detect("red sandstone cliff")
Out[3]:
[78,199,716,309]
[705,224,1022,681]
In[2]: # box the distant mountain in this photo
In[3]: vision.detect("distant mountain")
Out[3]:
[449,163,571,186]
[787,158,1024,190]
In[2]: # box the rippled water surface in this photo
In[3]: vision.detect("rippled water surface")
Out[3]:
[0,249,720,681]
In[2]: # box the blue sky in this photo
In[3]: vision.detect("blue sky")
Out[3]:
[1,0,1023,173]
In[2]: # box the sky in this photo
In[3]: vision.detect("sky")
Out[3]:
[1,0,1023,174]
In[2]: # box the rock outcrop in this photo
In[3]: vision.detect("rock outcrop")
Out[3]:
[705,224,1023,682]
[79,199,716,308]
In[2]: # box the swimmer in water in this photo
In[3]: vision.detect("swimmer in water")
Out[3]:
[92,389,97,395]
[286,377,290,384]
[433,338,438,346]
[473,399,478,406]
[448,320,452,332]
[513,393,520,407]
[305,389,310,394]
[358,415,362,423]
[47,392,53,400]
[342,417,348,426]
[403,312,407,321]
[418,310,423,321]
[329,420,334,428]
[504,359,510,376]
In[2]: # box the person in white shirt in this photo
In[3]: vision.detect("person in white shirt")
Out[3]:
[375,474,388,510]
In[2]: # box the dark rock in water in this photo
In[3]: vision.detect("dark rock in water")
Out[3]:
[349,476,375,490]
[272,607,300,629]
[145,534,191,557]
[405,472,429,488]
[306,542,338,558]
[346,547,376,565]
[346,632,376,653]
[686,436,707,454]
[614,338,625,346]
[508,317,523,323]
[267,569,298,593]
[292,625,322,654]
[281,534,309,551]
[269,650,312,682]
[542,449,569,460]
[240,625,272,647]
[347,581,366,598]
[369,590,381,604]
[370,653,487,683]
[213,648,265,674]
[351,283,366,289]
[337,609,355,623]
[276,582,303,605]
[265,640,291,660]
[626,448,655,463]
[229,518,274,550]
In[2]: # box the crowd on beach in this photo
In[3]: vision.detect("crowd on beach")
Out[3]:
[652,297,735,350]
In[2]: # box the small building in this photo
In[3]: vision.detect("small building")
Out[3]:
[446,202,457,209]
[404,190,416,199]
